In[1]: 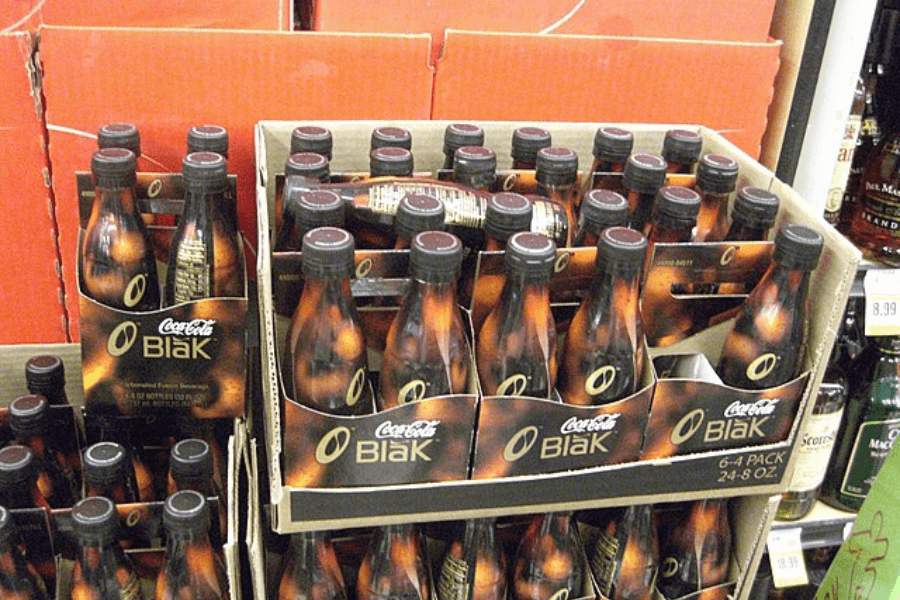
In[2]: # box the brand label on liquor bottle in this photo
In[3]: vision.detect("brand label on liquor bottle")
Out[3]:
[590,530,620,596]
[438,555,470,600]
[368,182,485,228]
[172,239,210,304]
[788,409,844,491]
[839,417,900,499]
[825,115,862,223]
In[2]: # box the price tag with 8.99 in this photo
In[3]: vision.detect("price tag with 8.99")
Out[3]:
[864,269,900,336]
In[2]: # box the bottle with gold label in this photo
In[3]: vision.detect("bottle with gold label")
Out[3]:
[572,190,628,248]
[511,128,552,170]
[277,530,347,600]
[657,499,731,598]
[379,231,469,409]
[661,130,702,174]
[849,129,900,264]
[438,518,506,600]
[477,232,557,398]
[536,147,579,246]
[558,227,646,406]
[292,126,334,160]
[70,496,144,600]
[393,195,446,250]
[444,124,485,170]
[716,225,823,389]
[0,505,50,600]
[285,227,372,415]
[584,127,633,195]
[80,148,160,311]
[165,152,244,306]
[276,187,345,252]
[692,154,740,243]
[82,441,140,504]
[157,490,229,600]
[512,512,583,600]
[358,523,431,600]
[588,505,658,600]
[622,153,667,235]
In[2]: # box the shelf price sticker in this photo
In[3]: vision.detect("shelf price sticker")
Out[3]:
[864,269,900,336]
[767,527,808,589]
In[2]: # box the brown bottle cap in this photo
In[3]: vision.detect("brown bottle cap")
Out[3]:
[536,147,578,186]
[170,438,214,487]
[91,148,137,188]
[505,232,556,276]
[596,227,648,270]
[370,146,413,177]
[291,126,334,159]
[444,123,485,157]
[396,194,445,241]
[72,496,118,545]
[97,123,141,156]
[187,125,229,157]
[732,187,779,229]
[774,224,823,271]
[293,190,345,231]
[592,126,633,163]
[301,227,355,278]
[511,127,552,164]
[25,354,65,391]
[164,490,211,538]
[662,129,703,164]
[285,153,330,181]
[623,153,667,194]
[83,442,129,487]
[696,153,739,193]
[486,193,533,242]
[371,126,412,150]
[410,231,463,282]
[0,446,35,488]
[580,190,628,234]
[9,395,49,437]
[183,151,228,191]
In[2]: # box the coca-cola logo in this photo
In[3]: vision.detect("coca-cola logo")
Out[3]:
[560,414,621,435]
[723,398,780,418]
[158,318,216,337]
[374,420,439,440]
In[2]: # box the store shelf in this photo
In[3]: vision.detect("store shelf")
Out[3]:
[770,501,856,548]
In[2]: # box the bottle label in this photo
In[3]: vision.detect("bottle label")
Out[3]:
[839,417,900,499]
[438,555,470,600]
[825,115,862,223]
[119,568,143,600]
[590,530,620,597]
[788,409,844,491]
[172,238,210,304]
[368,182,485,228]
[531,200,568,246]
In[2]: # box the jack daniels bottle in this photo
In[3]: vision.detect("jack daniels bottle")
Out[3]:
[437,518,506,600]
[80,148,161,311]
[513,512,583,600]
[277,530,347,600]
[657,499,731,598]
[586,505,658,600]
[358,523,431,600]
[661,130,702,175]
[0,504,50,600]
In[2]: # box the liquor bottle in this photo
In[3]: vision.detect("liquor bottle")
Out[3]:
[849,126,900,264]
[357,523,431,600]
[535,147,579,246]
[454,146,497,192]
[692,154,740,242]
[438,518,507,600]
[825,78,865,225]
[716,225,823,389]
[378,231,470,409]
[25,355,69,405]
[285,228,373,415]
[512,512,583,600]
[657,500,731,598]
[622,153,667,234]
[9,394,77,508]
[839,64,882,234]
[724,187,780,242]
[83,441,140,504]
[584,126,633,194]
[394,195,446,249]
[477,232,557,398]
[444,124,486,170]
[80,148,161,311]
[485,193,533,251]
[277,530,347,600]
[276,187,344,252]
[165,151,244,305]
[156,490,230,600]
[821,335,900,511]
[776,336,848,520]
[644,186,701,268]
[187,125,229,157]
[558,227,647,406]
[292,126,334,160]
[0,446,50,510]
[572,189,628,248]
[69,496,144,600]
[371,126,413,150]
[588,505,658,600]
[661,130,702,174]
[511,127,552,170]
[370,147,414,178]
[0,504,50,600]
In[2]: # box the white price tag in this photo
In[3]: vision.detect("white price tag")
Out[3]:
[767,527,808,589]
[864,269,900,336]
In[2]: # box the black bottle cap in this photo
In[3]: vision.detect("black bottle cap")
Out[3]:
[592,126,634,163]
[9,395,49,438]
[505,232,556,276]
[0,506,16,545]
[773,224,823,271]
[623,153,667,194]
[371,127,412,150]
[444,123,485,157]
[97,123,141,156]
[732,187,779,230]
[454,145,497,175]
[410,231,464,282]
[170,438,214,487]
[301,227,355,278]
[654,186,702,230]
[183,151,228,191]
[485,193,533,242]
[187,125,229,157]
[536,147,578,185]
[580,190,628,234]
[370,147,414,177]
[83,442,129,487]
[72,496,118,545]
[25,355,65,391]
[662,129,703,165]
[696,153,739,193]
[511,127,552,164]
[91,148,137,188]
[291,126,334,159]
[293,190,345,232]
[396,194,446,241]
[0,446,34,488]
[164,490,211,539]
[597,226,648,271]
[285,152,330,181]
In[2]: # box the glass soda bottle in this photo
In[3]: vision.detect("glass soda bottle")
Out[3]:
[0,446,50,510]
[0,504,50,600]
[583,126,633,195]
[443,124,485,170]
[657,499,731,598]
[371,127,412,151]
[622,153,667,235]
[24,355,68,405]
[536,147,579,246]
[512,512,583,600]
[277,530,347,600]
[276,186,344,252]
[572,190,628,248]
[644,186,701,268]
[292,126,334,160]
[692,154,740,243]
[511,128,552,170]
[725,187,780,242]
[661,130,702,174]
[454,146,497,193]
[82,441,140,504]
[588,505,658,600]
[187,125,229,157]
[438,518,507,600]
[393,195,446,250]
[357,523,431,600]
[371,147,414,178]
[485,193,533,251]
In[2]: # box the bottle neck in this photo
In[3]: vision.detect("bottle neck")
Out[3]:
[86,478,138,505]
[585,263,640,324]
[695,190,732,242]
[161,534,226,597]
[724,221,769,242]
[0,480,48,510]
[757,261,812,312]
[572,226,600,248]
[183,186,230,228]
[95,184,139,216]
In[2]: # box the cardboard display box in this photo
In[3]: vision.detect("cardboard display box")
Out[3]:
[256,120,859,533]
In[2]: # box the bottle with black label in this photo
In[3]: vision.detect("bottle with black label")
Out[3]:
[512,512,583,600]
[70,496,144,600]
[277,530,347,600]
[83,441,140,504]
[358,523,431,600]
[536,147,579,246]
[393,195,446,250]
[80,148,160,311]
[657,499,731,599]
[0,446,50,510]
[588,505,658,600]
[661,130,702,174]
[444,124,485,170]
[622,153,667,235]
[165,152,244,305]
[821,335,900,511]
[572,190,628,248]
[716,225,823,389]
[25,355,68,405]
[692,154,740,243]
[454,146,497,193]
[284,227,372,415]
[437,518,506,600]
[292,126,334,160]
[477,232,557,398]
[371,147,415,178]
[558,227,646,406]
[0,505,50,600]
[511,127,552,170]
[379,232,469,409]
[276,185,345,252]
[156,490,229,600]
[485,193,534,251]
[584,126,633,195]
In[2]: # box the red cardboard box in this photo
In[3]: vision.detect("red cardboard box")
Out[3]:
[38,26,434,341]
[0,1,42,31]
[0,32,67,343]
